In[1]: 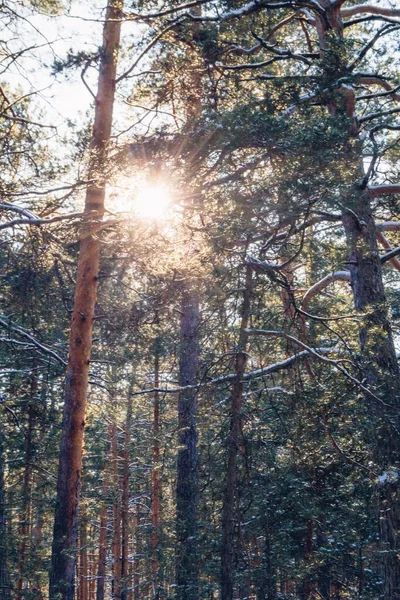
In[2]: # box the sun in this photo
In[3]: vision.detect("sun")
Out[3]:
[134,183,172,219]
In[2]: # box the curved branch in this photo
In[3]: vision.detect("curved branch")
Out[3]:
[301,271,351,312]
[341,4,400,18]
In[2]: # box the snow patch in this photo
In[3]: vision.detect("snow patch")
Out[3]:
[377,470,399,487]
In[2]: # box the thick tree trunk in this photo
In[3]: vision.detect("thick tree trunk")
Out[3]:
[49,3,122,599]
[176,283,200,600]
[0,418,10,600]
[221,265,252,600]
[311,5,400,596]
[339,73,400,600]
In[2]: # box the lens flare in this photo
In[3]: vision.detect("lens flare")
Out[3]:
[134,183,171,219]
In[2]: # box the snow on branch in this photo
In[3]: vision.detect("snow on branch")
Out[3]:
[301,271,351,311]
[0,212,85,231]
[0,318,66,366]
[244,329,390,405]
[341,4,400,18]
[129,348,334,396]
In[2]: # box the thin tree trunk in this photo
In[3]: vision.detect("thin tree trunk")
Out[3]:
[17,375,35,595]
[78,510,88,600]
[176,283,200,600]
[88,542,96,600]
[221,265,252,600]
[133,505,140,600]
[96,423,113,600]
[151,341,161,597]
[49,3,122,599]
[112,421,122,600]
[0,418,10,600]
[121,397,132,600]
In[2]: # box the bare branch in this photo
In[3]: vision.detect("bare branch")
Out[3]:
[341,4,400,18]
[301,271,351,311]
[0,212,84,232]
[129,348,334,396]
[116,20,181,82]
[381,247,400,264]
[376,220,400,231]
[369,184,400,197]
[359,106,400,123]
[377,231,400,271]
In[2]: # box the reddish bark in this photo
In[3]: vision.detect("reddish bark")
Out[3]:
[49,2,122,599]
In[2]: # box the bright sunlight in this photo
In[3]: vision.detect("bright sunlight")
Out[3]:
[107,177,174,220]
[134,183,172,219]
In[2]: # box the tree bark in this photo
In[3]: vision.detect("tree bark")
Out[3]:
[0,417,10,600]
[121,397,132,600]
[221,265,252,600]
[112,420,122,600]
[78,509,88,600]
[17,375,35,595]
[151,341,161,597]
[176,283,200,600]
[49,2,122,599]
[311,4,400,596]
[96,423,113,600]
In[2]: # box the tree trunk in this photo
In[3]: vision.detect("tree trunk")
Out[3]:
[151,341,161,597]
[133,503,140,600]
[0,417,10,600]
[49,2,122,599]
[96,423,113,600]
[221,265,252,600]
[312,5,400,596]
[17,376,35,595]
[121,397,132,600]
[78,510,88,600]
[176,283,200,600]
[112,420,122,600]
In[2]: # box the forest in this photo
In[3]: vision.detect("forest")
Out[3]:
[0,0,399,599]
